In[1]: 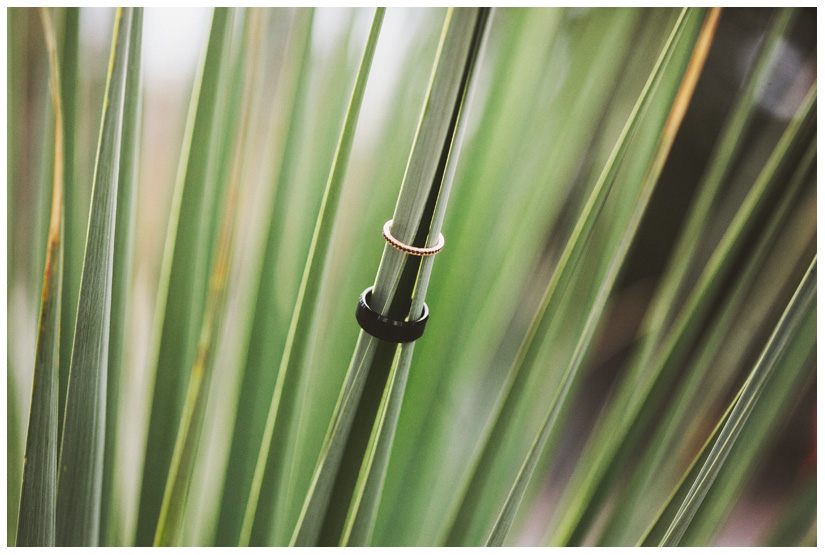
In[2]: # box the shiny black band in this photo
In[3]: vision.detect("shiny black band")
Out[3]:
[355,286,429,343]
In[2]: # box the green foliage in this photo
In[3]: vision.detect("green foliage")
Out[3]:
[54,7,141,546]
[7,7,816,547]
[16,8,64,547]
[134,7,234,546]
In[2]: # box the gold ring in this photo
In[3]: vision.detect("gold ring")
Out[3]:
[383,220,444,256]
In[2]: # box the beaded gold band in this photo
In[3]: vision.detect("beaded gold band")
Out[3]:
[382,220,445,256]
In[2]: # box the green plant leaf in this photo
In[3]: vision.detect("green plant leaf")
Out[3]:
[57,7,79,448]
[596,11,806,542]
[632,7,798,353]
[441,7,703,546]
[212,9,315,547]
[7,369,23,546]
[54,7,135,546]
[602,136,815,546]
[658,257,816,546]
[639,190,816,547]
[484,8,719,546]
[379,9,664,545]
[284,8,490,547]
[134,7,235,545]
[341,11,491,547]
[7,10,57,541]
[153,9,268,546]
[226,8,354,547]
[546,80,816,547]
[675,280,816,546]
[99,7,143,546]
[240,8,386,546]
[15,8,64,547]
[638,393,739,546]
[6,6,816,549]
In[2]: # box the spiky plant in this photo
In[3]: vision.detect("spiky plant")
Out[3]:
[8,6,816,547]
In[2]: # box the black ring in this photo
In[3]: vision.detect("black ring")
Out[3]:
[355,286,429,343]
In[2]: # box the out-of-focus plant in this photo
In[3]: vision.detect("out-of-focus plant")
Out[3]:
[7,6,816,547]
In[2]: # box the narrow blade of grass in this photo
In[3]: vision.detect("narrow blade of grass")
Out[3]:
[55,8,134,546]
[638,224,815,547]
[99,8,143,546]
[240,8,386,546]
[303,15,445,546]
[57,7,79,448]
[594,10,807,540]
[212,9,314,546]
[547,81,816,547]
[15,8,64,546]
[675,291,816,545]
[380,9,656,545]
[279,14,385,542]
[658,257,816,546]
[7,369,23,546]
[441,7,701,546]
[6,10,27,545]
[643,306,815,547]
[634,6,798,351]
[134,7,235,545]
[601,137,815,546]
[153,9,267,547]
[638,392,738,546]
[340,11,491,546]
[484,9,719,546]
[285,8,489,547]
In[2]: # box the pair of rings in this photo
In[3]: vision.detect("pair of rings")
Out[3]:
[355,220,444,343]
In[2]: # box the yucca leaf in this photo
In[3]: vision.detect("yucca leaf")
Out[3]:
[643,316,814,547]
[675,283,816,545]
[341,11,491,547]
[596,12,806,542]
[134,7,235,545]
[236,10,364,548]
[153,8,267,547]
[602,136,815,546]
[279,14,380,542]
[6,10,25,545]
[634,7,798,349]
[6,6,815,548]
[441,7,702,546]
[638,391,739,546]
[8,10,55,539]
[284,8,489,547]
[171,21,257,543]
[658,257,816,545]
[240,8,386,546]
[97,7,142,547]
[556,98,816,546]
[7,370,22,546]
[638,201,815,547]
[311,17,446,545]
[483,9,693,544]
[213,9,314,546]
[57,7,79,447]
[547,80,816,547]
[15,8,65,546]
[484,8,720,546]
[55,7,135,546]
[379,9,662,545]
